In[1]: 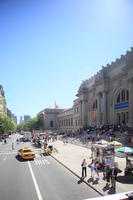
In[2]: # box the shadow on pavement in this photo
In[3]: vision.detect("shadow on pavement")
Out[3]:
[117,175,133,184]
[102,184,116,195]
[87,177,99,185]
[77,177,84,184]
[108,187,116,194]
[15,155,34,162]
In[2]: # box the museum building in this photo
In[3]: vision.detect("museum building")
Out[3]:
[38,48,133,133]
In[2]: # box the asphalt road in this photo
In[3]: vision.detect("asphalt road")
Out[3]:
[0,134,100,200]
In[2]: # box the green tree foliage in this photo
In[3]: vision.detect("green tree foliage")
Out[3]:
[0,114,16,134]
[17,117,40,132]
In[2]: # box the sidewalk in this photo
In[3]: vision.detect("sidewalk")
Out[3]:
[51,141,133,196]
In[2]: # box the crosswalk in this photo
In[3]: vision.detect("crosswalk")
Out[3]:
[34,158,50,166]
[0,150,51,166]
[0,151,17,155]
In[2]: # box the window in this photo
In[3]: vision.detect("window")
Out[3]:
[121,90,125,102]
[93,99,97,109]
[71,118,73,126]
[50,120,53,127]
[126,90,129,101]
[116,90,129,103]
[117,93,120,103]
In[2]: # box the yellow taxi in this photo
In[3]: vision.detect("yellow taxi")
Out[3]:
[18,147,36,160]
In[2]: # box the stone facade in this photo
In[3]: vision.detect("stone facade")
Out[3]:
[37,108,63,132]
[77,47,133,128]
[57,108,74,134]
[0,85,6,115]
[38,48,133,133]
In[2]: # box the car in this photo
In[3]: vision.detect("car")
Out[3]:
[18,147,36,160]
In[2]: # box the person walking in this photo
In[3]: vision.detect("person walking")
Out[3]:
[12,142,14,150]
[95,161,100,179]
[81,159,87,177]
[90,160,95,181]
[106,165,111,187]
[110,166,118,189]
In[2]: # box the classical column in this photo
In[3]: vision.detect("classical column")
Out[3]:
[80,100,82,126]
[97,93,101,125]
[103,91,107,125]
[80,99,88,128]
[82,99,88,128]
[128,77,133,126]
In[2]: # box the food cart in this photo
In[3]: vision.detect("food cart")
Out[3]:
[125,155,133,175]
[91,143,117,168]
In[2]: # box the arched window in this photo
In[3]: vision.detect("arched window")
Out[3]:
[116,90,129,103]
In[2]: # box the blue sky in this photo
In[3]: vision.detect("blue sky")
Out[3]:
[0,0,133,121]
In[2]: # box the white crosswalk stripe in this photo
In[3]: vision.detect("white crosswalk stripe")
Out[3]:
[34,159,50,166]
[0,151,17,156]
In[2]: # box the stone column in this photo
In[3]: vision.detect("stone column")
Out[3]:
[82,99,88,128]
[82,100,86,127]
[103,91,107,125]
[128,77,133,126]
[97,93,101,125]
[80,100,82,126]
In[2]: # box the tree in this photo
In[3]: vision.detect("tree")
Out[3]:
[17,117,40,132]
[0,114,16,134]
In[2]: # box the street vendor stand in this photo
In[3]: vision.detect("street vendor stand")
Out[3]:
[91,143,117,168]
[116,146,133,176]
[125,155,133,175]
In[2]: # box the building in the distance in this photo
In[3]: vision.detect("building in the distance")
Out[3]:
[37,48,133,134]
[13,115,17,125]
[0,85,6,115]
[24,115,31,122]
[7,108,17,125]
[37,109,63,132]
[7,108,12,118]
[19,116,23,124]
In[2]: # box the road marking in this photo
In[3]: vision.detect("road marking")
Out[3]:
[0,151,17,156]
[42,160,45,165]
[44,159,50,165]
[35,160,39,165]
[34,159,50,166]
[4,157,6,161]
[28,161,43,200]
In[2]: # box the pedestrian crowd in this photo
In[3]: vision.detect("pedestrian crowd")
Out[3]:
[81,156,118,190]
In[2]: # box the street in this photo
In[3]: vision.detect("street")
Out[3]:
[0,134,100,200]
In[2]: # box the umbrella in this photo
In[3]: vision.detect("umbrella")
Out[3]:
[109,141,122,147]
[116,147,133,154]
[97,140,109,145]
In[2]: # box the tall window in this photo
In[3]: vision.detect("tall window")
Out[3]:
[50,120,53,127]
[93,99,97,109]
[116,90,129,103]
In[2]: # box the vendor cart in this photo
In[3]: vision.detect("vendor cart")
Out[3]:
[125,155,133,176]
[91,143,117,168]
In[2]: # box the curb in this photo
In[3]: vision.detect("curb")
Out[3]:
[51,154,104,196]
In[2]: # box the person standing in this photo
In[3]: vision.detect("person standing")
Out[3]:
[81,159,87,177]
